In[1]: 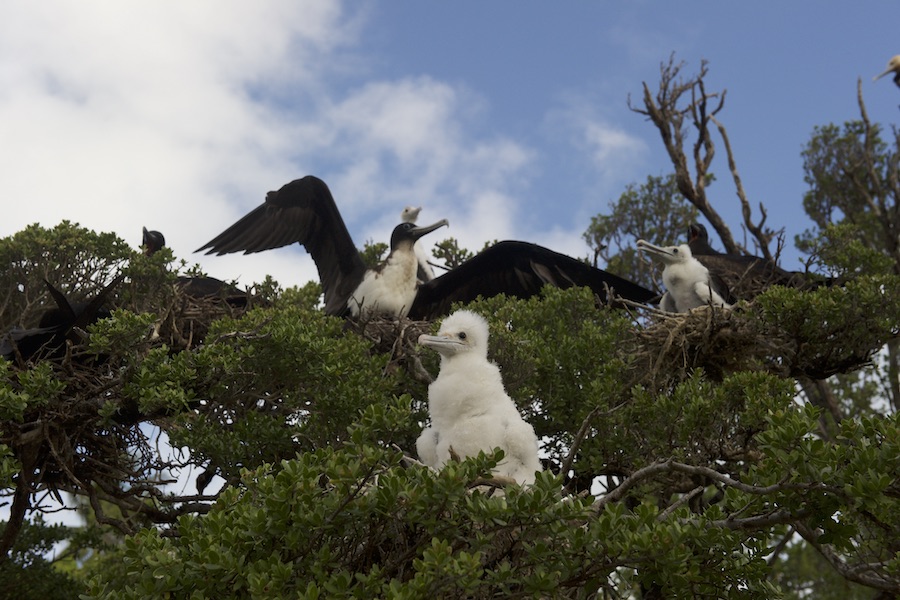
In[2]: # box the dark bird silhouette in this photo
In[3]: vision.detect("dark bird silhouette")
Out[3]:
[874,55,900,88]
[196,176,448,318]
[407,241,658,320]
[1,278,122,364]
[143,227,249,305]
[686,223,829,300]
[197,176,656,320]
[142,227,166,256]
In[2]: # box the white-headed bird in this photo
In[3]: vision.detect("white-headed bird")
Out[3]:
[637,240,732,312]
[874,55,900,88]
[415,310,542,485]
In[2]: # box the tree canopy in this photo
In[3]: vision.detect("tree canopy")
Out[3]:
[1,58,899,599]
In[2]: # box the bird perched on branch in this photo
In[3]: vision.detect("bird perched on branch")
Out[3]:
[0,278,121,364]
[637,239,733,312]
[197,175,655,320]
[415,310,541,485]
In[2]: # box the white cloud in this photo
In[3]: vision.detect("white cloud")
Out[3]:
[582,121,647,170]
[544,94,648,182]
[0,2,361,287]
[0,2,546,292]
[281,76,535,272]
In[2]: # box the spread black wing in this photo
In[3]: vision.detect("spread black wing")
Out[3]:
[196,176,367,315]
[408,241,657,320]
[2,277,122,363]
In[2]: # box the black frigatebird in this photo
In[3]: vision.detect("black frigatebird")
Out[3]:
[1,277,122,364]
[687,223,827,300]
[196,176,448,318]
[196,176,657,320]
[142,227,249,304]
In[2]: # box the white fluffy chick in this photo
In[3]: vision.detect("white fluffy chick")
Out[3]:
[637,240,732,312]
[415,310,542,485]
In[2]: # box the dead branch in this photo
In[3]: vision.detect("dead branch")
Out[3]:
[630,55,739,253]
[709,115,773,259]
[630,55,787,263]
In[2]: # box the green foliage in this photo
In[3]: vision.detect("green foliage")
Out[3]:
[360,239,389,269]
[798,223,895,277]
[0,444,19,489]
[799,121,898,254]
[83,400,785,599]
[754,406,900,575]
[0,516,81,600]
[0,361,65,422]
[86,309,157,359]
[162,304,408,480]
[607,371,793,469]
[77,281,900,597]
[274,281,324,311]
[431,237,475,269]
[752,274,900,378]
[0,221,133,330]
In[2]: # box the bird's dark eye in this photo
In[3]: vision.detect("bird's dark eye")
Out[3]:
[672,248,679,254]
[458,332,467,340]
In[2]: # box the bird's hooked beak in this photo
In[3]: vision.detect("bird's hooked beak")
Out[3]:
[418,332,465,356]
[874,67,893,82]
[410,219,450,241]
[637,239,677,262]
[874,56,900,81]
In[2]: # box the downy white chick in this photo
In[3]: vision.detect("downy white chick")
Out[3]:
[637,240,732,312]
[416,310,542,485]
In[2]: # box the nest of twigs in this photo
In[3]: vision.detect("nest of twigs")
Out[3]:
[633,304,780,387]
[632,300,890,388]
[344,316,436,383]
[151,285,259,351]
[1,283,263,537]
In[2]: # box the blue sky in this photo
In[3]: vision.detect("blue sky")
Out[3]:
[1,1,898,288]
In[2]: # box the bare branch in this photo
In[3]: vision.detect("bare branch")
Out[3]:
[631,55,791,258]
[709,115,773,259]
[591,458,846,516]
